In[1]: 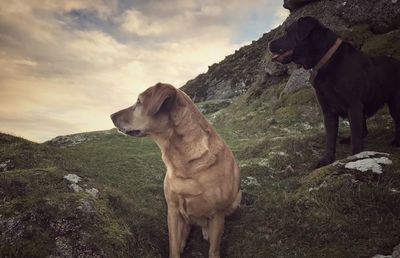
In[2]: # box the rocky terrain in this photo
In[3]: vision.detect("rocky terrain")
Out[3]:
[1,0,400,257]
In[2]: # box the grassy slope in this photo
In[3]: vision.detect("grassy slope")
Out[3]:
[0,133,131,258]
[3,95,399,258]
[1,24,400,258]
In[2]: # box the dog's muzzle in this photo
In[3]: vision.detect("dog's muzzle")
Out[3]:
[110,113,142,137]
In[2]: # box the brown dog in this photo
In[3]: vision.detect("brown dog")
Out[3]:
[111,83,241,258]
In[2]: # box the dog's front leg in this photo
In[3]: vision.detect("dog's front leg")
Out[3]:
[348,103,364,154]
[316,109,338,168]
[167,207,182,258]
[208,212,225,258]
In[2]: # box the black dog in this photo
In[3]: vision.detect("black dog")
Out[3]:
[269,16,400,168]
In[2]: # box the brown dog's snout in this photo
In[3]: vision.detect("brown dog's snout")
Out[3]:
[110,112,119,125]
[110,107,133,129]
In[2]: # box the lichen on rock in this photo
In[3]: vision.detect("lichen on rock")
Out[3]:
[63,174,82,184]
[342,151,392,174]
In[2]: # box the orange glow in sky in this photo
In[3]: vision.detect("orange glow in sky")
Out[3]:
[0,0,288,142]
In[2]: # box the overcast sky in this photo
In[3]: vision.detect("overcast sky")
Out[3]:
[0,0,288,142]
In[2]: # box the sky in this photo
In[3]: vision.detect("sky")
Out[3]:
[0,0,288,142]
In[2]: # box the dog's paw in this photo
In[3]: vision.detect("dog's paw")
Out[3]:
[339,137,351,145]
[313,156,335,169]
[390,139,400,147]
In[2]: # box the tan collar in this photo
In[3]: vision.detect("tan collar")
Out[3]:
[310,38,343,83]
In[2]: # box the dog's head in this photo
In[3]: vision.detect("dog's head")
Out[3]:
[110,83,177,137]
[269,16,331,69]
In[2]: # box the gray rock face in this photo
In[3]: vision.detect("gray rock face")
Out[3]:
[265,62,288,77]
[180,27,283,102]
[281,68,311,95]
[285,0,400,34]
[283,0,320,11]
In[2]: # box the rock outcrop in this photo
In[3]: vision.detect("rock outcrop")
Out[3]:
[283,0,319,11]
[181,29,282,102]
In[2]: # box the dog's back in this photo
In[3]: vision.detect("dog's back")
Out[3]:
[360,55,400,116]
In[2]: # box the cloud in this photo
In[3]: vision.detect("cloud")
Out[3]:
[0,0,287,142]
[120,9,188,36]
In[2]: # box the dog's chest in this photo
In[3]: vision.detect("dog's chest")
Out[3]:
[165,172,222,220]
[314,80,351,117]
[181,193,218,221]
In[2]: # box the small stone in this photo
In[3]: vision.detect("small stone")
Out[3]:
[308,181,328,192]
[243,176,261,186]
[285,165,296,175]
[390,188,400,194]
[0,160,13,172]
[69,183,83,192]
[85,188,99,198]
[63,174,81,184]
[78,198,93,212]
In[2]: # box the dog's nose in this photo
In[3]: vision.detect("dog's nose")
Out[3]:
[110,113,117,123]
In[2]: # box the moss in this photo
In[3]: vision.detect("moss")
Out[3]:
[339,24,374,47]
[362,29,400,59]
[196,99,232,114]
[274,105,303,120]
[278,88,316,107]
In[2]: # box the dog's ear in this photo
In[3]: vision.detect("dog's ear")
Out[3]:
[296,16,319,41]
[143,83,177,116]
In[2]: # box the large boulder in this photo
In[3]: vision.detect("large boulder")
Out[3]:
[285,0,400,34]
[281,68,311,96]
[283,0,320,11]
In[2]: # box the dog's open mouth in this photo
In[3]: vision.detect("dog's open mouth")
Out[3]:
[126,130,145,137]
[115,128,146,137]
[271,49,293,62]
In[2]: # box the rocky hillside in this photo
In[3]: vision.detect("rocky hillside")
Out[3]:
[181,0,400,102]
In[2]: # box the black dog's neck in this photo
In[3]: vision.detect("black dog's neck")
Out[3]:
[312,28,338,68]
[308,28,340,83]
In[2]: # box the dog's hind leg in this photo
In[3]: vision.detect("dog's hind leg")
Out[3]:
[179,221,190,253]
[388,95,400,146]
[339,118,368,144]
[347,103,365,155]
